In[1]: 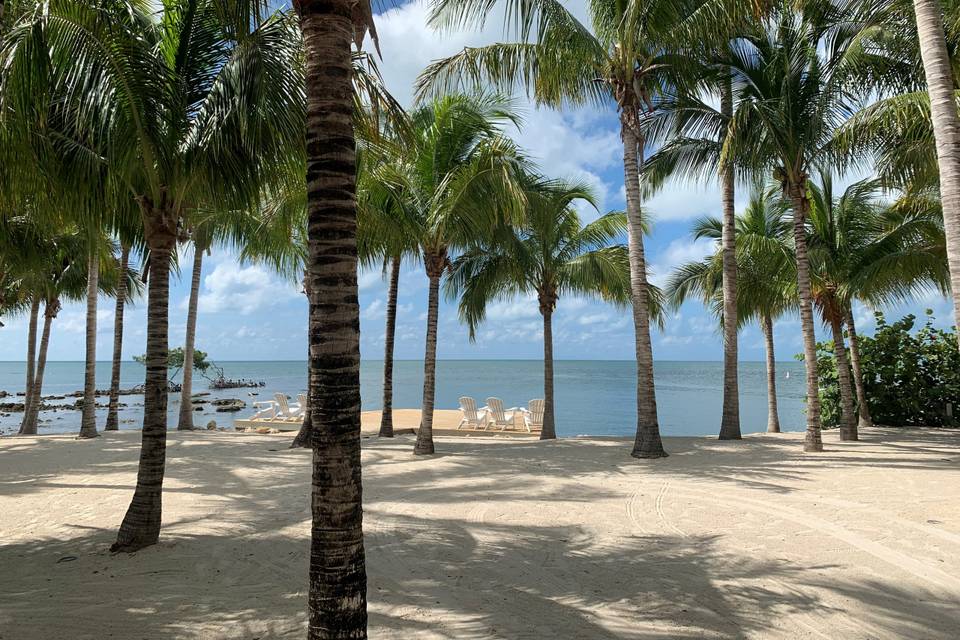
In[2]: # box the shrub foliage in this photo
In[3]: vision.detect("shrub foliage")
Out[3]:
[810,312,960,428]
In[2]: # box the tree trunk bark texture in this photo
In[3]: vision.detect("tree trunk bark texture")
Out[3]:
[414,253,444,456]
[18,296,39,435]
[20,298,58,435]
[106,245,130,431]
[178,245,204,431]
[913,0,960,350]
[112,205,177,552]
[845,310,873,429]
[622,123,667,459]
[761,315,781,433]
[379,255,401,438]
[79,251,100,438]
[788,182,824,452]
[830,313,859,441]
[540,305,556,440]
[300,1,368,636]
[719,80,741,440]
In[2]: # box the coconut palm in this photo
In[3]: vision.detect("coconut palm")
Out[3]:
[696,0,883,451]
[356,153,419,439]
[294,0,376,632]
[3,0,304,549]
[373,94,529,455]
[666,190,795,434]
[417,0,755,458]
[821,180,950,430]
[447,176,642,440]
[909,0,960,341]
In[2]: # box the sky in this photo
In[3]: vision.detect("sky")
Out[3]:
[0,0,955,362]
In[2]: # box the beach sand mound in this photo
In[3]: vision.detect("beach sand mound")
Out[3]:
[1,426,959,638]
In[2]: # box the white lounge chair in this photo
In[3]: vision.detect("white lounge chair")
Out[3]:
[298,393,308,414]
[250,399,278,421]
[457,396,490,430]
[486,397,520,431]
[520,399,544,432]
[274,393,303,421]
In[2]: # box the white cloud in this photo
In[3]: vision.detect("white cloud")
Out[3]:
[198,263,298,315]
[362,299,385,319]
[578,312,609,326]
[486,296,539,321]
[648,237,717,287]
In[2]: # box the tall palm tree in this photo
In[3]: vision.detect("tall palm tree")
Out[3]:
[910,0,960,343]
[295,0,376,633]
[703,0,881,451]
[417,0,758,458]
[448,176,642,440]
[374,94,528,455]
[666,190,795,435]
[3,0,304,549]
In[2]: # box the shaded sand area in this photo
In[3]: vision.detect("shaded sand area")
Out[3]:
[2,424,960,639]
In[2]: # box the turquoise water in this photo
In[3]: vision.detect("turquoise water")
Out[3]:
[0,360,808,437]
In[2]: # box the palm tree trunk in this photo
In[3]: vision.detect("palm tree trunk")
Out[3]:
[414,256,443,455]
[540,307,556,440]
[19,298,57,435]
[622,123,667,459]
[379,255,401,438]
[761,314,781,433]
[830,314,858,441]
[292,281,313,449]
[112,211,177,553]
[177,245,204,431]
[719,81,740,440]
[300,2,368,635]
[845,309,873,429]
[79,249,99,439]
[787,182,823,452]
[106,245,130,431]
[19,296,39,434]
[913,0,960,347]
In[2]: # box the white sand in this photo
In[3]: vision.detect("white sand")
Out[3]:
[1,419,959,639]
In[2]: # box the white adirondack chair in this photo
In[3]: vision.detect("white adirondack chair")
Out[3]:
[274,392,303,421]
[520,399,544,432]
[485,397,519,431]
[457,396,489,430]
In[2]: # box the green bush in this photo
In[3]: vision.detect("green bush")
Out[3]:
[804,311,960,428]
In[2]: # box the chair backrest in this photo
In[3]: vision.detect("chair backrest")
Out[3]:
[527,399,544,425]
[298,394,308,410]
[459,396,479,421]
[274,392,291,414]
[486,397,507,422]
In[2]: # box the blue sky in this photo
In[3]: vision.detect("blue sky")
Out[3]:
[1,0,954,362]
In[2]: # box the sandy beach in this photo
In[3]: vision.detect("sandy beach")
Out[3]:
[2,418,959,639]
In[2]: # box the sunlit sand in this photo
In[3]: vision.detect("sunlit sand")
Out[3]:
[1,424,959,638]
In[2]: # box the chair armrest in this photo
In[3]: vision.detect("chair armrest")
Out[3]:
[252,401,276,409]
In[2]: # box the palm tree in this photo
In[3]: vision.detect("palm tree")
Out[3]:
[295,0,375,633]
[105,237,143,431]
[448,176,639,440]
[417,0,756,458]
[373,94,528,455]
[3,0,304,549]
[910,0,960,343]
[701,1,883,451]
[666,190,795,435]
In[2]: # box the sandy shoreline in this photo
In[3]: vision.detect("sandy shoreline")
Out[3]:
[2,423,959,638]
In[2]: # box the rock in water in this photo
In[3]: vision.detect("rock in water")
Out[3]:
[206,420,217,430]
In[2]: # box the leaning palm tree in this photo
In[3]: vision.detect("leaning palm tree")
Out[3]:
[448,176,641,440]
[416,0,759,458]
[909,0,960,341]
[375,94,529,455]
[667,190,796,434]
[3,0,304,549]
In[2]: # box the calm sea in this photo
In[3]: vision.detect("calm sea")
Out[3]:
[0,360,808,438]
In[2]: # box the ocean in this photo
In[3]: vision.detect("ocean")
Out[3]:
[0,360,808,438]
